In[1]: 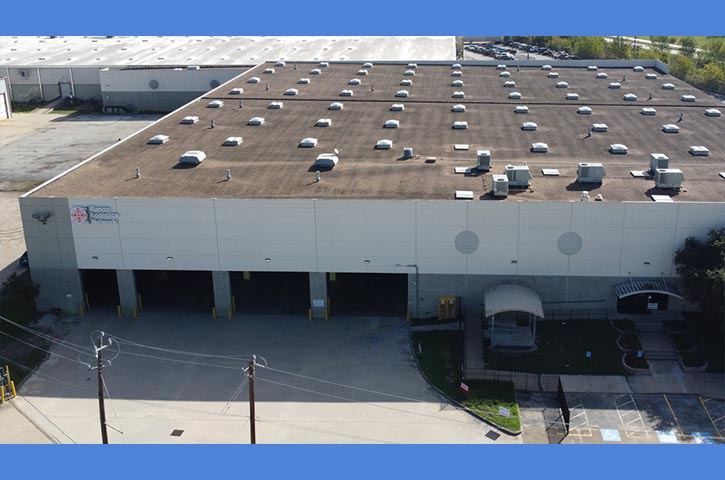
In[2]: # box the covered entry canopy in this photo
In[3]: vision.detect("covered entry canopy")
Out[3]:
[484,284,544,318]
[614,279,682,299]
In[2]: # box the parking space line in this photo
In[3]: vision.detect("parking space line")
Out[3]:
[663,394,685,440]
[699,397,723,438]
[614,394,649,440]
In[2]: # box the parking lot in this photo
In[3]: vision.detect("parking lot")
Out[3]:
[7,312,520,444]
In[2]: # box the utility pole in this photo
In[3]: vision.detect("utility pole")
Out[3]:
[95,332,109,444]
[248,354,256,444]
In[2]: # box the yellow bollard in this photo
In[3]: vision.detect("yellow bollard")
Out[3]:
[85,292,91,311]
[227,308,232,320]
[132,306,137,318]
[212,307,217,319]
[137,294,143,312]
[9,381,15,398]
[1,386,5,404]
[232,295,236,313]
[308,308,312,321]
[117,305,122,317]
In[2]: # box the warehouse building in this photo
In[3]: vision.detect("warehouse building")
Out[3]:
[19,60,725,332]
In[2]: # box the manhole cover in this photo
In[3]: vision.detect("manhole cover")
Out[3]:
[485,430,501,441]
[171,429,184,437]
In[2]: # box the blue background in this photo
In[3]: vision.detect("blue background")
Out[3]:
[3,0,723,477]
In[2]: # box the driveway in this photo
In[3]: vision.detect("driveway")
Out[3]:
[10,312,520,444]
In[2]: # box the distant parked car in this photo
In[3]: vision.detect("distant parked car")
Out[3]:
[19,251,28,267]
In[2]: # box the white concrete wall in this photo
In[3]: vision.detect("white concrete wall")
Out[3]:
[29,197,724,278]
[99,67,244,94]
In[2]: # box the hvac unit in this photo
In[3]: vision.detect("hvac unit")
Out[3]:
[268,101,284,109]
[661,83,675,90]
[310,68,322,75]
[476,150,491,171]
[452,121,468,130]
[403,147,414,159]
[452,104,466,112]
[650,153,669,172]
[640,107,657,116]
[407,63,418,69]
[357,69,369,76]
[248,77,260,83]
[591,123,608,132]
[705,109,721,117]
[452,70,463,77]
[531,142,548,153]
[179,150,206,166]
[299,138,318,148]
[247,117,265,126]
[376,139,393,149]
[298,78,311,84]
[384,119,400,128]
[565,93,579,100]
[596,72,608,79]
[689,146,709,156]
[577,162,605,184]
[655,168,684,190]
[497,64,507,70]
[390,104,405,111]
[500,71,511,78]
[492,174,509,196]
[275,61,286,67]
[609,144,628,154]
[577,106,592,114]
[451,63,462,69]
[363,62,373,68]
[319,62,329,68]
[515,105,529,114]
[587,65,598,71]
[148,135,169,144]
[505,165,532,188]
[403,70,415,76]
[315,153,339,168]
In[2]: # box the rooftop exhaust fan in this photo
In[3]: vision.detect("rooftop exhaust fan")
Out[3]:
[609,144,628,154]
[689,146,709,156]
[207,100,224,108]
[285,88,299,96]
[181,116,199,124]
[179,150,206,165]
[515,105,529,114]
[268,101,284,109]
[452,104,466,112]
[148,134,169,144]
[390,104,405,111]
[705,108,721,117]
[640,107,657,116]
[230,88,244,94]
[376,139,393,149]
[577,106,592,114]
[661,83,675,90]
[248,77,260,83]
[340,89,354,96]
[395,90,409,97]
[248,117,265,126]
[329,102,344,110]
[297,78,311,84]
[452,91,465,98]
[508,92,522,99]
[596,72,608,79]
[223,137,243,146]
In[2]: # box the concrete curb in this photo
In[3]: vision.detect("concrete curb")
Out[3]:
[408,327,522,437]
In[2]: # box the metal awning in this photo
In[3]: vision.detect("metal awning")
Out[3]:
[614,279,682,299]
[483,284,544,318]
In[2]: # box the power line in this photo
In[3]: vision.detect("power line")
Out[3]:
[0,330,87,365]
[0,353,89,392]
[101,376,124,442]
[109,334,253,360]
[0,315,93,354]
[116,349,242,370]
[200,377,249,444]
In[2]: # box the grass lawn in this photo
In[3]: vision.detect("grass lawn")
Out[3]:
[485,320,626,375]
[412,331,520,432]
[666,36,718,49]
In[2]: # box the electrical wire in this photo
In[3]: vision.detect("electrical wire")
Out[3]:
[0,353,90,392]
[0,330,91,365]
[0,315,93,354]
[101,376,124,443]
[200,377,249,444]
[107,333,252,360]
[116,349,242,370]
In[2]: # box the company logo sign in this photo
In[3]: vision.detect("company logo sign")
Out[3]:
[70,205,119,224]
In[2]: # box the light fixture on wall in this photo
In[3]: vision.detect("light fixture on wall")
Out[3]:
[264,257,271,262]
[511,260,518,264]
[363,259,371,264]
[166,256,174,261]
[91,256,99,260]
[643,261,651,266]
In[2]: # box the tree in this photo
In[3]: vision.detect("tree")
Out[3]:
[703,37,725,64]
[605,36,632,59]
[674,229,725,328]
[697,63,725,91]
[650,36,673,55]
[574,36,605,59]
[679,37,698,58]
[669,54,694,80]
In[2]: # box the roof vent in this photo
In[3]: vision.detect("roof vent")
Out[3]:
[608,82,621,89]
[452,91,465,98]
[390,103,405,111]
[504,81,516,88]
[609,143,628,154]
[455,190,474,200]
[452,121,468,129]
[492,174,509,196]
[565,93,579,100]
[223,137,243,146]
[207,100,224,108]
[577,162,605,183]
[318,61,329,68]
[592,123,608,132]
[376,139,393,149]
[310,68,321,75]
[403,147,414,159]
[548,72,560,78]
[499,71,511,78]
[689,146,709,156]
[275,61,286,67]
[285,88,299,96]
[623,94,638,101]
[407,63,418,69]
[316,118,332,127]
[357,69,369,75]
[530,142,548,153]
[403,70,415,76]
[541,65,552,70]
[248,77,260,83]
[633,66,644,72]
[587,65,598,71]
[661,83,675,90]
[452,104,466,112]
[452,70,463,77]
[496,64,507,70]
[580,191,591,202]
[705,108,721,117]
[650,153,670,172]
[230,88,244,94]
[655,168,684,190]
[181,116,199,124]
[451,79,464,87]
[299,137,318,148]
[556,81,569,88]
[340,89,354,96]
[452,63,462,69]
[263,68,275,74]
[477,150,491,171]
[505,165,532,187]
[268,101,284,109]
[515,105,529,114]
[148,134,169,144]
[248,117,265,126]
[596,72,608,79]
[400,79,413,86]
[508,92,522,99]
[640,107,657,116]
[578,106,592,115]
[363,62,373,68]
[179,150,206,165]
[315,153,339,168]
[384,119,400,128]
[395,90,409,97]
[297,78,311,84]
[329,102,344,110]
[681,95,696,102]
[521,122,537,131]
[645,73,658,80]
[348,78,362,85]
[662,123,680,133]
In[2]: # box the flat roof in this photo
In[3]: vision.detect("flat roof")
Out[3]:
[33,61,725,202]
[0,36,456,67]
